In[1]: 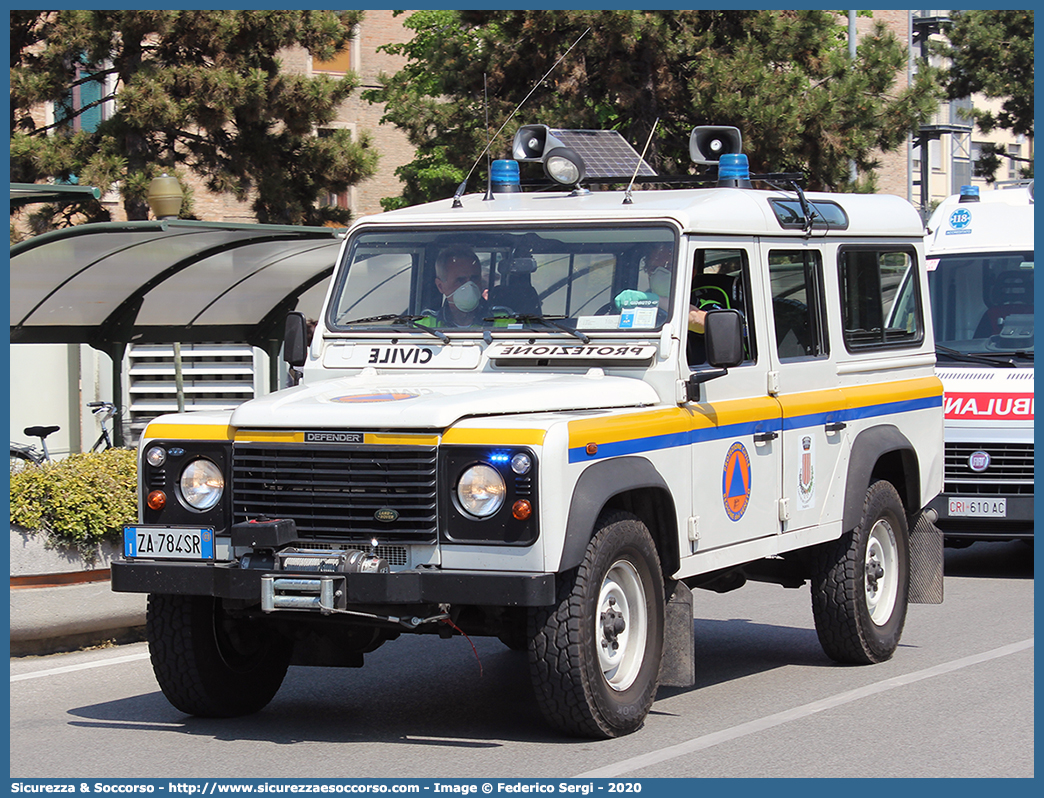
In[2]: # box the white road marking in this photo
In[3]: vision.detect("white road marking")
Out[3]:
[576,638,1034,778]
[10,651,151,682]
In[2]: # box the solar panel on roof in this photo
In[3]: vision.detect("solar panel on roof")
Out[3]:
[548,129,657,179]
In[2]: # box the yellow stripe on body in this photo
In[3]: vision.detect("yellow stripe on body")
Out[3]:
[842,376,944,410]
[144,423,235,441]
[442,428,546,447]
[568,398,779,450]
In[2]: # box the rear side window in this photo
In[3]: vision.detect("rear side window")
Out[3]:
[838,247,923,350]
[768,250,828,359]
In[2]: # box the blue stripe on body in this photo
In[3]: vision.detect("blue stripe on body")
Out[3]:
[570,394,941,463]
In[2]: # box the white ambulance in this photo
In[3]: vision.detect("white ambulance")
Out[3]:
[924,182,1034,545]
[113,127,944,738]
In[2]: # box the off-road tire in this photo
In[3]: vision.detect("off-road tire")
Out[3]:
[528,511,665,738]
[147,593,292,717]
[811,480,910,664]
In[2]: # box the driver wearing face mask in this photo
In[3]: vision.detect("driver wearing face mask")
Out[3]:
[431,245,489,327]
[615,243,710,333]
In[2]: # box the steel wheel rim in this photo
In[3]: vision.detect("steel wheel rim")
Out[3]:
[596,559,648,691]
[865,518,899,625]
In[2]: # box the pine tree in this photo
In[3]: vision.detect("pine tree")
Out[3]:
[10,10,379,227]
[365,10,941,208]
[932,10,1034,181]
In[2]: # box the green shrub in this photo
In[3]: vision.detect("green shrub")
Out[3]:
[10,448,137,562]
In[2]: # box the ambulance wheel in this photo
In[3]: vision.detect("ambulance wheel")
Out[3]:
[147,594,292,717]
[811,480,910,664]
[528,511,664,738]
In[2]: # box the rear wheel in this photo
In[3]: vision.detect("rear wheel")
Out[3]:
[529,511,664,738]
[10,448,40,472]
[147,594,292,717]
[811,480,910,664]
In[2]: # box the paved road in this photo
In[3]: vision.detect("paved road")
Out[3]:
[10,541,1033,779]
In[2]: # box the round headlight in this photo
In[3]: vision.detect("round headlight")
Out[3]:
[179,458,224,511]
[457,464,506,518]
[145,445,167,467]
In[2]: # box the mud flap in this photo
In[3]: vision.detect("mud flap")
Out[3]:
[659,581,696,687]
[908,509,944,604]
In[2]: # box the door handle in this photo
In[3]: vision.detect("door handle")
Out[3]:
[753,430,779,443]
[825,421,847,434]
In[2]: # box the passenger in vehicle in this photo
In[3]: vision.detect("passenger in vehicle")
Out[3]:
[614,242,716,332]
[430,245,489,327]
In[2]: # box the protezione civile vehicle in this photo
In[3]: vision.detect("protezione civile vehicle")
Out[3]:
[113,126,945,738]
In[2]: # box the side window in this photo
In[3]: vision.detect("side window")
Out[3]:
[839,247,923,350]
[689,249,756,366]
[768,250,828,359]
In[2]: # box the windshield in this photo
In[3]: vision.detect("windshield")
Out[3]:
[327,226,677,335]
[927,251,1034,357]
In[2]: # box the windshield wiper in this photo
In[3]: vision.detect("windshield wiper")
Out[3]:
[338,313,449,344]
[936,345,1017,367]
[490,313,591,344]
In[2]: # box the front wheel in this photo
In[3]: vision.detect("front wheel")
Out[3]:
[529,511,665,738]
[147,594,292,717]
[811,480,910,664]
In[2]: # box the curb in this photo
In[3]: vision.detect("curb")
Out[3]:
[10,527,147,656]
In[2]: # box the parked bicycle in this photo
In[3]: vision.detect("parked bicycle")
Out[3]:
[9,425,60,470]
[86,401,118,452]
[9,401,120,472]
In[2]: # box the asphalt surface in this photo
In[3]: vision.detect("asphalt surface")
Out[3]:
[9,540,1034,779]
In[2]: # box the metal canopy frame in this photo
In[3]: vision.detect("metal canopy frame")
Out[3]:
[10,218,345,442]
[9,182,103,207]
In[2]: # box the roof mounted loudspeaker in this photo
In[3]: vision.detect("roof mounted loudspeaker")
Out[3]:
[690,126,743,165]
[513,125,564,161]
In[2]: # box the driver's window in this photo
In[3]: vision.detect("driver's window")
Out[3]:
[688,249,755,367]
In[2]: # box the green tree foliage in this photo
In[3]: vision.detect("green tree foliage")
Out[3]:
[10,10,379,228]
[10,449,138,563]
[933,10,1034,181]
[365,10,940,208]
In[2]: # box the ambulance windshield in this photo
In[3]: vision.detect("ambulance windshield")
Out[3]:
[327,226,679,335]
[928,251,1034,358]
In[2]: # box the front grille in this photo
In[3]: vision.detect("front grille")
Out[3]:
[232,443,438,544]
[944,441,1034,495]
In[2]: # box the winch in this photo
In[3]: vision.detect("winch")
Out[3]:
[260,547,389,613]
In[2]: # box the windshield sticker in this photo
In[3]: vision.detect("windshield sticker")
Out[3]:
[323,344,482,369]
[488,343,657,361]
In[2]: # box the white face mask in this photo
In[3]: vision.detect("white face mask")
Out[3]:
[649,267,672,297]
[451,280,481,312]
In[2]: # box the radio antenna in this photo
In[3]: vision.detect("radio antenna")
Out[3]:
[453,27,591,207]
[623,117,659,205]
[483,74,494,201]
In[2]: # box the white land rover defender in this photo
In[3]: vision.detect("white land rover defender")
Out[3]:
[112,127,945,738]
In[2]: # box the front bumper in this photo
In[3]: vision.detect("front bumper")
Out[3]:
[110,558,556,607]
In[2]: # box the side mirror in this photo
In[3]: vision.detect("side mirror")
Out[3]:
[705,309,744,368]
[685,309,744,402]
[283,311,308,369]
